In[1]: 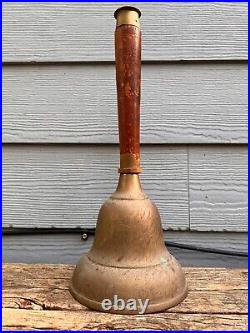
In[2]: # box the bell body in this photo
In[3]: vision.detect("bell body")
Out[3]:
[70,174,187,314]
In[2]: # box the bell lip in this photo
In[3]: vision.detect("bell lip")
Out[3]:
[114,6,141,19]
[70,255,188,314]
[70,281,188,314]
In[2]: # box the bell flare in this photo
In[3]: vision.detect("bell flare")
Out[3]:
[70,175,187,314]
[70,253,187,314]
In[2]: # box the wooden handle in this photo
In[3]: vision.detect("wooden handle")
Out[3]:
[114,7,142,174]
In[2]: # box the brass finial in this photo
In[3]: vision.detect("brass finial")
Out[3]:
[114,6,141,28]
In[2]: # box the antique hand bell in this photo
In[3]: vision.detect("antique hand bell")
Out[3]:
[70,6,188,314]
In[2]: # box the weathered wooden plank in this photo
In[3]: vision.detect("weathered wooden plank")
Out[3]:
[189,146,248,232]
[2,233,248,267]
[3,264,247,291]
[2,144,189,230]
[3,63,247,144]
[3,309,247,331]
[4,289,247,314]
[3,3,247,62]
[2,264,248,330]
[2,264,247,314]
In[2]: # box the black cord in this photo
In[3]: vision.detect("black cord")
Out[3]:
[3,227,247,257]
[164,241,247,257]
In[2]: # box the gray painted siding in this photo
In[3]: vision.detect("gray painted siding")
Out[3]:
[3,3,247,62]
[189,146,248,231]
[3,144,189,230]
[3,144,247,231]
[3,63,247,144]
[2,2,248,262]
[3,233,247,268]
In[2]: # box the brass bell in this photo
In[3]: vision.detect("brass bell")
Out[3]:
[70,6,187,314]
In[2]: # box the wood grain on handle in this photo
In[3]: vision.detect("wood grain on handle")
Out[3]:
[115,7,142,173]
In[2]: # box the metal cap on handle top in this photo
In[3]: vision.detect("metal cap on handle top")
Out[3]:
[114,6,141,27]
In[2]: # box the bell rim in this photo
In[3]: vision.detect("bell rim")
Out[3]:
[69,281,188,314]
[70,254,188,314]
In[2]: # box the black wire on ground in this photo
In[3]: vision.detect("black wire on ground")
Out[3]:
[3,227,248,257]
[164,241,247,257]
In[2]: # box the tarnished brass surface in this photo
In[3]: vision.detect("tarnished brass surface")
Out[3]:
[119,153,142,174]
[70,6,187,314]
[114,6,141,28]
[70,175,188,314]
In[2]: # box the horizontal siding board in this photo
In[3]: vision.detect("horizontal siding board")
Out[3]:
[2,232,247,267]
[2,144,189,230]
[164,231,248,253]
[3,2,247,62]
[189,146,248,232]
[3,63,247,144]
[3,144,247,232]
